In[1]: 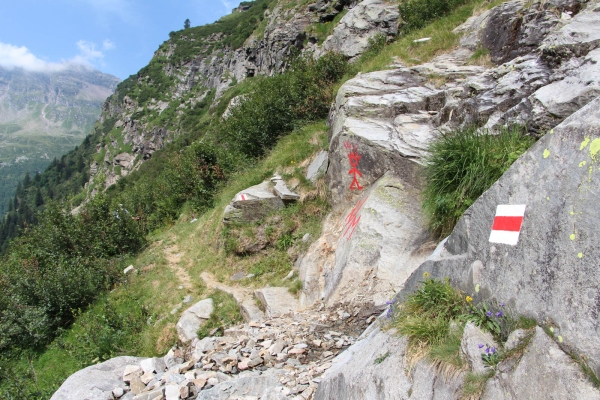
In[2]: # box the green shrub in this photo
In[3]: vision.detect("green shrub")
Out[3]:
[399,0,470,31]
[217,52,347,157]
[422,126,534,237]
[0,197,145,350]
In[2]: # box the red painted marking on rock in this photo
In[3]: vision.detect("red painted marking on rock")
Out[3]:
[347,148,363,190]
[491,216,523,232]
[343,196,369,240]
[489,204,526,246]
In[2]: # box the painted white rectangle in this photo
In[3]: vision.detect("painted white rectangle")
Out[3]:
[496,204,526,217]
[489,230,521,246]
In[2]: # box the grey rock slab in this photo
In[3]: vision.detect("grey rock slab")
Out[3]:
[397,96,600,376]
[223,181,284,224]
[320,0,399,58]
[273,179,300,201]
[530,48,600,131]
[314,328,413,400]
[302,172,432,308]
[176,298,214,344]
[504,328,529,351]
[195,369,286,400]
[461,322,497,374]
[482,0,561,64]
[541,2,600,59]
[482,327,600,400]
[254,287,298,318]
[140,357,167,375]
[306,150,329,183]
[113,152,136,169]
[409,359,465,399]
[50,356,144,400]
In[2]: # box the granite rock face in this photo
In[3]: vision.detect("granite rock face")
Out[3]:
[320,0,400,58]
[300,172,432,308]
[176,298,214,343]
[50,357,143,400]
[398,96,600,376]
[482,327,600,400]
[223,181,285,224]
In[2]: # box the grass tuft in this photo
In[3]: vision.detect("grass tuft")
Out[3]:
[422,126,535,237]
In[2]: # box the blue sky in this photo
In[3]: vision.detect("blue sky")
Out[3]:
[0,0,238,80]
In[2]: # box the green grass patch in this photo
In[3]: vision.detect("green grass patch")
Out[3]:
[197,290,243,339]
[422,126,535,237]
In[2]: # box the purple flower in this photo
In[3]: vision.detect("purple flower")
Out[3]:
[386,300,395,305]
[491,347,497,354]
[500,303,505,307]
[486,311,493,317]
[478,343,484,349]
[495,311,503,317]
[485,347,491,354]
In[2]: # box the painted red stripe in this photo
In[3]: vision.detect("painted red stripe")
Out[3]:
[492,216,523,232]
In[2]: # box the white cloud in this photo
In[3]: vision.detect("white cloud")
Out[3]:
[0,40,116,72]
[0,42,65,72]
[102,39,116,51]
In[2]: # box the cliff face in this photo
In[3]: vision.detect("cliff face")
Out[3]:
[87,0,399,194]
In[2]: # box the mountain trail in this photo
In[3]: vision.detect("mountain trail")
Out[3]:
[164,244,193,290]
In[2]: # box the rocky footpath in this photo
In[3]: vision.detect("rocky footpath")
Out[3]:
[51,305,376,400]
[52,0,600,398]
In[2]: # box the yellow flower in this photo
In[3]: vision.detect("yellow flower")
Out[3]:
[466,296,473,304]
[423,272,431,279]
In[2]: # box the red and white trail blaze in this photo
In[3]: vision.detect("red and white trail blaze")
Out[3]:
[489,204,526,246]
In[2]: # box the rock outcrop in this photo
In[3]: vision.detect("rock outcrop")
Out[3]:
[320,0,400,58]
[176,299,214,344]
[223,181,285,224]
[50,356,143,400]
[399,95,600,377]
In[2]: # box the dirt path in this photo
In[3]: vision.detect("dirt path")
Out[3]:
[164,244,193,290]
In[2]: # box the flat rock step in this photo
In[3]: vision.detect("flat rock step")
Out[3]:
[200,272,265,323]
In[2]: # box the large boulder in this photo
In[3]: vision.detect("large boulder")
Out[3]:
[482,327,600,399]
[254,287,299,318]
[176,298,214,343]
[300,172,432,308]
[481,0,562,64]
[306,150,329,183]
[320,0,399,58]
[397,96,600,376]
[314,326,465,400]
[223,181,284,224]
[50,356,143,400]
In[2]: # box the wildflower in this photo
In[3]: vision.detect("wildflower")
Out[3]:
[495,311,503,318]
[486,311,492,317]
[500,303,505,307]
[478,343,484,349]
[423,271,431,279]
[466,296,473,304]
[491,347,497,354]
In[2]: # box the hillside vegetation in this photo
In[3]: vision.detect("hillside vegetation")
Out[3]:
[0,0,531,397]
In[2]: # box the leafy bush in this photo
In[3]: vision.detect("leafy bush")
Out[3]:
[0,197,145,351]
[399,0,470,31]
[217,52,347,157]
[422,126,535,237]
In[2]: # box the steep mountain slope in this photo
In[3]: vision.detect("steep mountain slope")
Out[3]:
[0,65,119,214]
